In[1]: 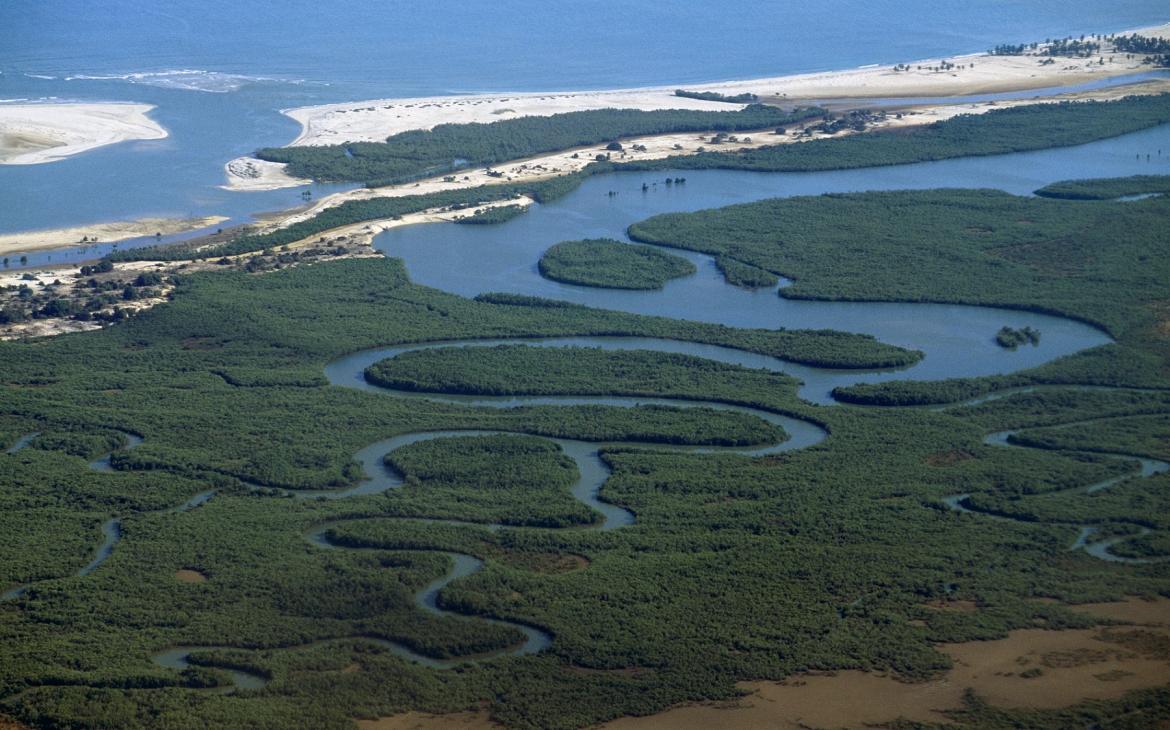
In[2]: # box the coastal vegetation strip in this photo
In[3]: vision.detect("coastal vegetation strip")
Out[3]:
[255,105,820,187]
[453,204,528,225]
[616,94,1170,174]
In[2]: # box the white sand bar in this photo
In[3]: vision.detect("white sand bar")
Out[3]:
[0,102,167,165]
[281,22,1170,147]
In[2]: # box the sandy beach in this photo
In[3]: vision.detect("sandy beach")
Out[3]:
[0,102,167,165]
[0,216,228,258]
[275,22,1169,148]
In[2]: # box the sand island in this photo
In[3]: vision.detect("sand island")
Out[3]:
[0,102,167,166]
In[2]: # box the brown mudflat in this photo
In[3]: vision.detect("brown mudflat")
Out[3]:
[357,597,1170,730]
[174,569,207,583]
[356,712,500,730]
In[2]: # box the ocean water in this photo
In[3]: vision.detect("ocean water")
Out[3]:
[0,1,1167,235]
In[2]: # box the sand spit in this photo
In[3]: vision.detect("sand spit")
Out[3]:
[0,102,167,165]
[281,23,1170,147]
[274,197,534,251]
[0,216,229,258]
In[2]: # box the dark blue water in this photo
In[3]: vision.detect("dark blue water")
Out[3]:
[1,1,1166,234]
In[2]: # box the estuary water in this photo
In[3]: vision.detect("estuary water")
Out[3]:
[1,1,1168,234]
[372,124,1170,401]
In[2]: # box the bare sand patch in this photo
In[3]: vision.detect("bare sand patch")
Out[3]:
[1070,596,1170,626]
[0,216,228,257]
[222,157,310,191]
[355,711,501,730]
[270,197,533,254]
[0,102,167,165]
[603,672,955,729]
[923,598,979,612]
[0,260,174,341]
[175,569,207,583]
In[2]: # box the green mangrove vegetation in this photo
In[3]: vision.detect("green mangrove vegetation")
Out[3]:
[0,249,1166,727]
[366,344,801,416]
[469,293,922,369]
[630,187,1170,412]
[384,435,594,528]
[996,326,1041,349]
[1035,174,1170,200]
[715,254,780,289]
[454,203,529,224]
[537,239,696,290]
[673,89,759,104]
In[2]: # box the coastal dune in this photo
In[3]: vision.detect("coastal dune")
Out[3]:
[0,102,167,165]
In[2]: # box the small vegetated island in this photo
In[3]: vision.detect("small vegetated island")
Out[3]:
[996,325,1041,349]
[538,238,696,289]
[453,203,528,224]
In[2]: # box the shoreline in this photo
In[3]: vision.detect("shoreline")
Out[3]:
[273,22,1169,148]
[248,75,1170,235]
[15,74,1170,264]
[0,102,167,165]
[0,216,228,258]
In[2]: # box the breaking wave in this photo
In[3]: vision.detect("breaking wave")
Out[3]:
[62,69,306,93]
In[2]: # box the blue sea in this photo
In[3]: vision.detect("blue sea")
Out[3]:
[1,0,1167,236]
